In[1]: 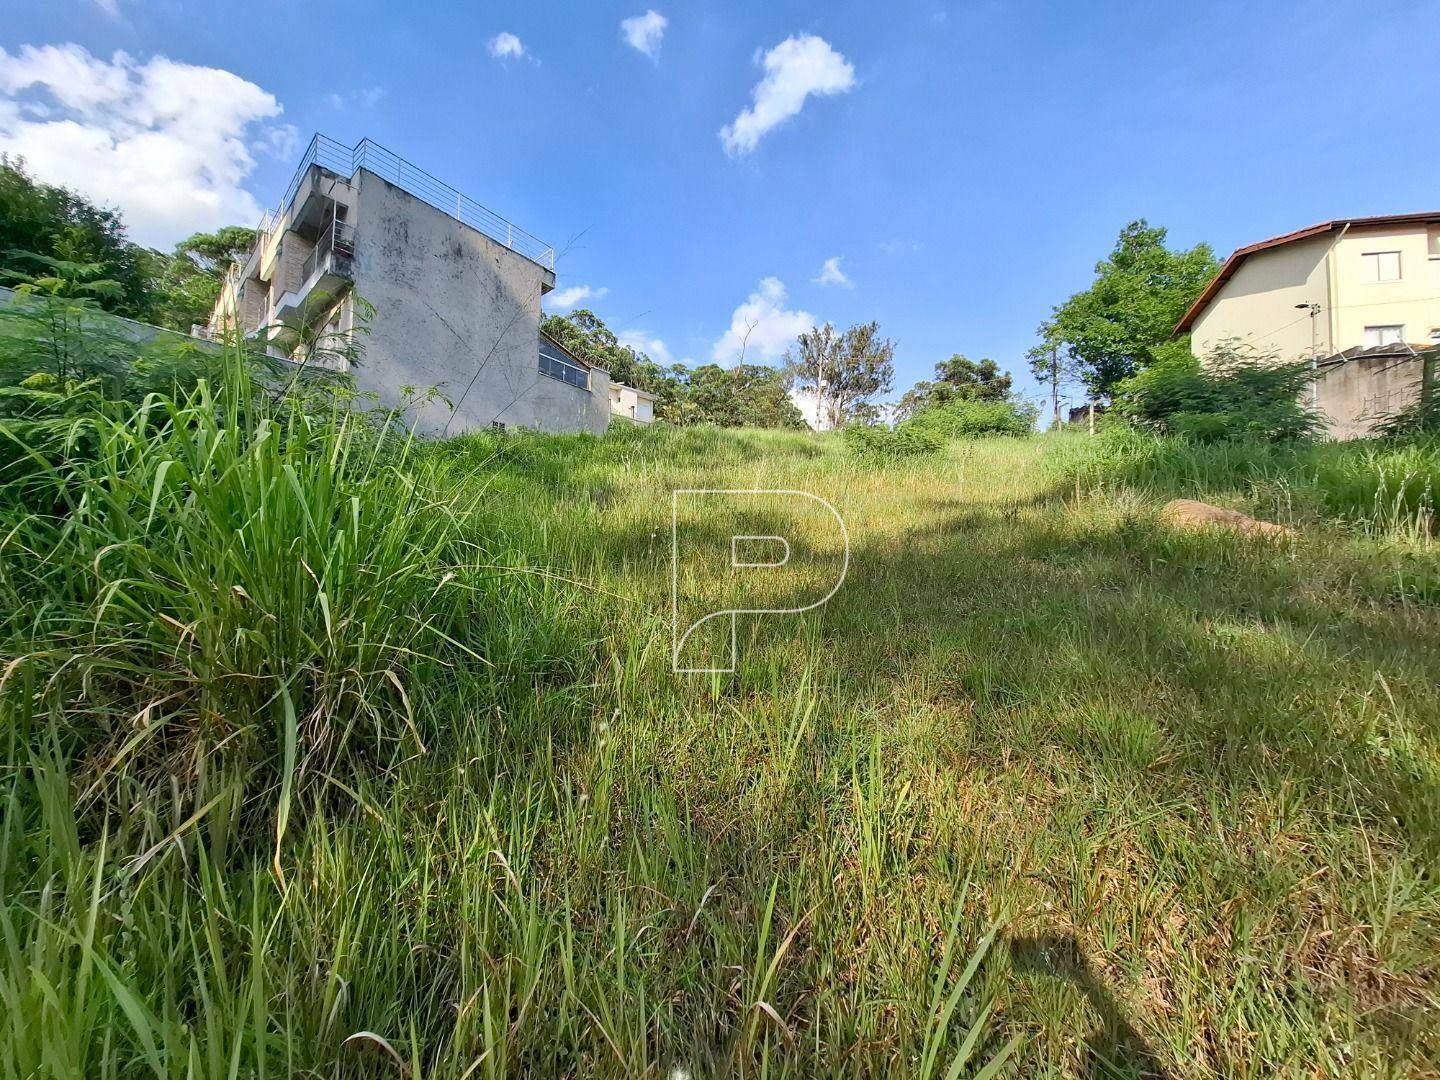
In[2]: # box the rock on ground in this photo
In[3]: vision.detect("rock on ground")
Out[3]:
[1160,499,1294,539]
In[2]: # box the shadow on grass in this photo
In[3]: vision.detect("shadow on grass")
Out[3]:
[1010,934,1168,1079]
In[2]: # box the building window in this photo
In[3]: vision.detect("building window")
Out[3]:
[538,338,589,389]
[1364,325,1405,347]
[1429,225,1440,259]
[1361,250,1402,282]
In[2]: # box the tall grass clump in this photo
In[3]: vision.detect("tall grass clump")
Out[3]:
[1056,424,1440,539]
[0,338,518,851]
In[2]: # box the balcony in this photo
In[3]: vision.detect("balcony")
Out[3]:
[272,220,354,327]
[256,134,555,271]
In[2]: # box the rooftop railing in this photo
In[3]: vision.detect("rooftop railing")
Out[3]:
[254,134,555,270]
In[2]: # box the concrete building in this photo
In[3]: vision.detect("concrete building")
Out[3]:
[1176,212,1440,436]
[608,382,656,424]
[206,135,611,435]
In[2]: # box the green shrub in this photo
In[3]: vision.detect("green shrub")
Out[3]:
[902,398,1037,440]
[842,421,942,462]
[1113,345,1319,442]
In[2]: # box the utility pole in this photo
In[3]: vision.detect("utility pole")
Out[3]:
[1049,343,1060,429]
[1295,302,1322,408]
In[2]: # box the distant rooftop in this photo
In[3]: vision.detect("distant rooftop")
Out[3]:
[262,134,554,270]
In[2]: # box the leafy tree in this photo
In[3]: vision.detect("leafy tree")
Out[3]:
[542,308,802,428]
[0,156,150,318]
[896,354,1013,419]
[2,251,124,303]
[785,321,895,428]
[541,309,671,394]
[679,363,805,428]
[143,226,258,332]
[1047,220,1218,398]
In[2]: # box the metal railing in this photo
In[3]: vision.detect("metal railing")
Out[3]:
[300,218,355,285]
[253,133,555,270]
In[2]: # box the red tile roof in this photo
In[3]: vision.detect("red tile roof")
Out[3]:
[1175,213,1440,333]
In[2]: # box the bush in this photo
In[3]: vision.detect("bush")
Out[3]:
[902,398,1037,440]
[1113,345,1319,442]
[842,421,942,462]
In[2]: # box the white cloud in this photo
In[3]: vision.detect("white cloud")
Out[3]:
[812,255,852,288]
[93,0,123,20]
[618,328,672,365]
[488,32,525,61]
[254,122,298,160]
[0,44,285,247]
[621,11,669,58]
[711,276,815,364]
[719,35,855,155]
[325,85,385,109]
[543,283,608,312]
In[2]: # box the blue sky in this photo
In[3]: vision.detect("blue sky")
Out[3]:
[3,0,1438,412]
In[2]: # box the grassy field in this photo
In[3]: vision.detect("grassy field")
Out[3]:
[3,373,1439,1076]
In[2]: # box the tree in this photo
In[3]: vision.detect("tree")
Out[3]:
[541,308,669,395]
[1025,324,1083,429]
[0,157,259,332]
[541,308,803,428]
[143,226,258,332]
[681,363,805,428]
[785,321,895,428]
[895,354,1013,419]
[0,156,150,318]
[1047,220,1217,399]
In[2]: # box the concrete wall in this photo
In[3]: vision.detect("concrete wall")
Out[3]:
[1314,353,1426,439]
[348,169,607,435]
[1191,235,1332,362]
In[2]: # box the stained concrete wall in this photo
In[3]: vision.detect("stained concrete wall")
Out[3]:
[1314,354,1425,439]
[347,169,607,435]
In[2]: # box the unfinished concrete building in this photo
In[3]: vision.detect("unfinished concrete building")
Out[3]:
[207,135,612,435]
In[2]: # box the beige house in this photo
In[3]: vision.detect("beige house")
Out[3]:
[1176,212,1440,436]
[608,382,656,424]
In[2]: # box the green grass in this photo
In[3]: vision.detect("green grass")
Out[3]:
[3,367,1439,1076]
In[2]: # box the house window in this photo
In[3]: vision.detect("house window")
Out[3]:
[1428,225,1440,259]
[1361,250,1402,282]
[1364,325,1405,347]
[538,338,589,389]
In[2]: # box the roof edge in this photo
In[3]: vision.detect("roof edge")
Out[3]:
[1174,212,1440,334]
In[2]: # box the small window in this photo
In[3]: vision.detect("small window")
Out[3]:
[538,338,589,389]
[1428,225,1440,258]
[1364,325,1405,347]
[1362,250,1402,282]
